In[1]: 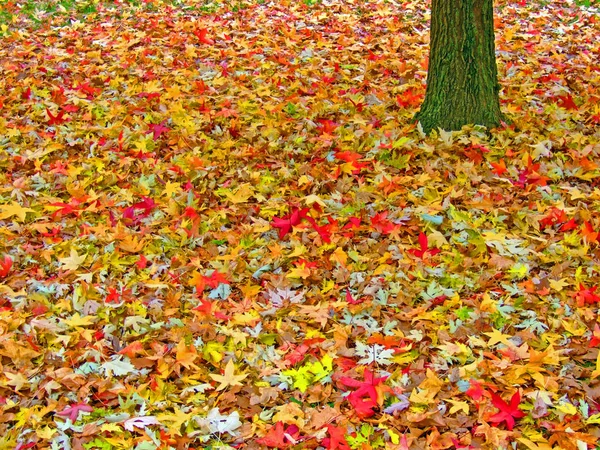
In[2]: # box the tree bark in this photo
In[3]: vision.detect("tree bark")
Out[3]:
[415,0,503,134]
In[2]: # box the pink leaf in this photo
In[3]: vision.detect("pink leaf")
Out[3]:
[56,403,93,422]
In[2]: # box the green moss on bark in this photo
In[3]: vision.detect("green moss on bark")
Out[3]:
[415,0,504,134]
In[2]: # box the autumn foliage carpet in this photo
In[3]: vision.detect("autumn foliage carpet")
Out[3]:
[1,0,600,448]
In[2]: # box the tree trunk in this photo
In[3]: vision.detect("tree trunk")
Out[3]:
[415,0,503,134]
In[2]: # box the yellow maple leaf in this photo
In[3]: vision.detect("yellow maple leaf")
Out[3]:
[157,408,192,436]
[549,278,570,292]
[288,244,307,258]
[554,401,577,416]
[188,270,204,288]
[223,183,254,204]
[484,328,513,347]
[118,235,145,253]
[203,342,224,363]
[447,399,470,415]
[239,283,261,300]
[165,84,182,100]
[163,181,182,197]
[209,359,248,391]
[302,194,326,207]
[592,351,600,379]
[409,387,434,405]
[272,402,305,428]
[330,247,348,266]
[5,372,29,391]
[516,437,552,450]
[176,340,199,370]
[36,426,57,440]
[0,202,35,222]
[286,264,311,280]
[63,313,96,329]
[0,340,40,363]
[59,249,87,271]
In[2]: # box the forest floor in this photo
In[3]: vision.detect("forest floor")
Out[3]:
[1,0,600,448]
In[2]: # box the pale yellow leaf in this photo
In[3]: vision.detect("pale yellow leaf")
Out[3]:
[59,249,87,271]
[0,202,35,222]
[209,359,248,391]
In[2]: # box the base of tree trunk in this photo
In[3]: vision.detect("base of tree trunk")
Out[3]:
[414,102,505,135]
[416,0,504,135]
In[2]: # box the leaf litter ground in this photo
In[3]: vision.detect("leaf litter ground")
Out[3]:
[1,0,600,448]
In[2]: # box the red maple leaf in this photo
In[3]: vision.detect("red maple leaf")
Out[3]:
[339,369,388,418]
[193,297,213,316]
[118,341,145,358]
[63,104,79,113]
[573,284,600,307]
[367,334,411,352]
[46,108,68,125]
[192,297,229,321]
[294,259,318,269]
[581,221,599,244]
[321,75,336,84]
[105,287,122,304]
[590,323,600,348]
[342,216,361,230]
[146,120,170,141]
[256,422,300,448]
[539,207,567,229]
[316,118,338,135]
[335,151,362,163]
[31,305,49,316]
[345,288,363,305]
[15,443,35,450]
[490,159,508,176]
[488,391,526,430]
[49,198,85,219]
[335,356,357,372]
[132,196,157,214]
[347,392,378,418]
[370,211,399,235]
[559,218,578,232]
[0,255,12,278]
[121,197,156,226]
[513,155,549,187]
[271,207,310,240]
[335,150,369,174]
[322,424,350,450]
[204,270,229,288]
[553,94,578,110]
[396,88,422,108]
[194,28,215,45]
[121,207,140,227]
[76,80,101,98]
[310,221,333,243]
[138,91,161,100]
[463,144,489,164]
[136,255,149,269]
[183,207,199,220]
[348,98,365,112]
[465,379,487,402]
[283,343,310,366]
[407,232,440,259]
